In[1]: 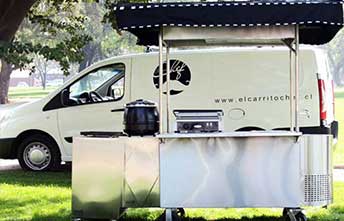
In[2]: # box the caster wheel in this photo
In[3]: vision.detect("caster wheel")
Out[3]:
[295,212,307,221]
[157,209,184,221]
[176,208,185,217]
[283,208,306,221]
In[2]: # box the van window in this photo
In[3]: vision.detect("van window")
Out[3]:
[110,77,124,100]
[69,63,125,105]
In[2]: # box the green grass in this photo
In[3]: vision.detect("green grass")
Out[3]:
[0,170,71,221]
[8,87,57,100]
[0,170,344,221]
[334,89,344,165]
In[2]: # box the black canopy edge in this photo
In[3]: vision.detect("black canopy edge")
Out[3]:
[114,1,344,11]
[119,22,344,31]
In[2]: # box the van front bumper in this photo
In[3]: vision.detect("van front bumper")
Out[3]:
[0,138,15,159]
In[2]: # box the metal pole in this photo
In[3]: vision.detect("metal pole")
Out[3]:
[165,209,173,221]
[289,49,294,132]
[295,25,300,132]
[166,45,170,133]
[159,29,164,134]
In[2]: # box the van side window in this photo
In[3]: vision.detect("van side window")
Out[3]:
[67,63,125,105]
[110,77,124,100]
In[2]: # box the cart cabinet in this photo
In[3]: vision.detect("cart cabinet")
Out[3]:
[72,133,332,219]
[72,137,160,219]
[159,134,332,208]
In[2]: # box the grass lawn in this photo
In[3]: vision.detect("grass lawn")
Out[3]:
[0,170,344,221]
[8,87,57,100]
[334,89,344,165]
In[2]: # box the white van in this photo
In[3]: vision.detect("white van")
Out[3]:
[0,47,338,171]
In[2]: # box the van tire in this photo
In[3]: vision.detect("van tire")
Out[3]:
[17,134,61,171]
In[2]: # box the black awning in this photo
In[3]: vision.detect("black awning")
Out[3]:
[114,1,344,45]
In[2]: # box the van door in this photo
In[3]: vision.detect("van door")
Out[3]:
[57,59,131,159]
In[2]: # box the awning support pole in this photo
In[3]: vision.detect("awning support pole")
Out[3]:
[166,45,170,133]
[295,25,300,132]
[159,29,164,134]
[289,49,294,132]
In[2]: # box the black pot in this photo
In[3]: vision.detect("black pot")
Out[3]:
[123,99,159,136]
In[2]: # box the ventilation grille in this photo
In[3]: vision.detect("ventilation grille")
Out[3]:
[304,174,332,203]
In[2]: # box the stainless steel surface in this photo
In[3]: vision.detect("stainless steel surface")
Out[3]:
[72,136,160,220]
[160,136,303,208]
[123,137,160,208]
[24,142,51,170]
[160,135,333,208]
[72,137,125,219]
[166,45,170,133]
[162,26,295,46]
[295,25,300,132]
[289,49,294,132]
[72,134,332,219]
[158,131,302,138]
[166,209,172,221]
[159,29,164,133]
[301,135,333,206]
[174,110,223,133]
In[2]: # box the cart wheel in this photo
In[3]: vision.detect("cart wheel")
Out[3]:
[283,208,307,221]
[295,212,307,221]
[157,209,182,221]
[176,208,185,217]
[282,208,288,217]
[118,207,127,221]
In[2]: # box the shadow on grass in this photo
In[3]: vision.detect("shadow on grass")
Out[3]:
[31,213,71,221]
[0,166,71,188]
[120,215,283,221]
[184,217,283,221]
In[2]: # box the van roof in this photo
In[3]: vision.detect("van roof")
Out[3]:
[99,45,324,64]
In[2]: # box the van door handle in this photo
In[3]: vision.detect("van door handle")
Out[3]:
[111,108,125,112]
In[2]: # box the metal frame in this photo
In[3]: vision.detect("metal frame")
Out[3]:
[158,25,301,134]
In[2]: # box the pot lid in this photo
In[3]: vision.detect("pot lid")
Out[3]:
[125,99,157,107]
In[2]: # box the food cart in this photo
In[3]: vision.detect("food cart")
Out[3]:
[72,1,344,221]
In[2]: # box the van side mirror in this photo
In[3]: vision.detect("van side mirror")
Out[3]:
[61,89,70,106]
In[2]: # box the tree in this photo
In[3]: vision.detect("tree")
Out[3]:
[0,0,91,104]
[327,29,344,86]
[77,2,143,72]
[0,0,146,104]
[0,0,36,103]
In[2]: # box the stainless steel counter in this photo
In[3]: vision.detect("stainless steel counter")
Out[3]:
[72,133,332,220]
[157,131,302,138]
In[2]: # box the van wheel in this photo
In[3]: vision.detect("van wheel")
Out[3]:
[17,134,61,171]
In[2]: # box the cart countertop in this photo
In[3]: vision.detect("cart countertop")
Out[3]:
[157,131,302,138]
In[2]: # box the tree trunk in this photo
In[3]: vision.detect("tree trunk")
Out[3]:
[0,0,37,103]
[0,59,12,104]
[0,0,37,42]
[78,43,99,72]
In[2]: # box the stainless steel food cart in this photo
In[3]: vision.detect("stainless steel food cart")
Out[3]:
[72,1,344,221]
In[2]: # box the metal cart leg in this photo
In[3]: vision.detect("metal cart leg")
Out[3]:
[161,208,185,221]
[283,208,307,221]
[165,209,173,221]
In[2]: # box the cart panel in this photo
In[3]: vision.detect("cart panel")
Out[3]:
[72,137,125,219]
[160,136,303,207]
[124,138,160,207]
